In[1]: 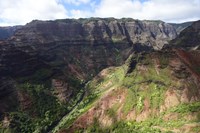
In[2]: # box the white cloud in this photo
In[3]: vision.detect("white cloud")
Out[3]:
[0,0,200,26]
[64,0,91,5]
[70,9,92,18]
[0,0,68,26]
[93,0,200,23]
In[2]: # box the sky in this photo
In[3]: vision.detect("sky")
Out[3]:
[0,0,200,26]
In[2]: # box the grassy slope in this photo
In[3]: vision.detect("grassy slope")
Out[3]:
[55,52,200,133]
[1,51,200,133]
[52,64,127,133]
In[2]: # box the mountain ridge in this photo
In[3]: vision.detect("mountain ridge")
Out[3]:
[0,18,192,52]
[0,18,199,133]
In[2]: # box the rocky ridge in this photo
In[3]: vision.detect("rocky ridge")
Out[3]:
[171,20,200,49]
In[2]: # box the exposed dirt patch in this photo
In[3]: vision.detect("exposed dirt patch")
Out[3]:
[2,115,10,128]
[68,64,86,79]
[153,58,160,74]
[126,109,136,121]
[52,79,73,103]
[163,113,179,121]
[68,87,127,132]
[180,123,200,133]
[17,90,33,111]
[136,110,151,122]
[160,89,180,111]
[143,98,150,111]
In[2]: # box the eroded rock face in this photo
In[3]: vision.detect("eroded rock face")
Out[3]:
[9,18,178,50]
[0,43,49,77]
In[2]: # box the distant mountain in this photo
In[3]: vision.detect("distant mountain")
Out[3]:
[171,20,200,49]
[170,21,193,34]
[0,26,22,40]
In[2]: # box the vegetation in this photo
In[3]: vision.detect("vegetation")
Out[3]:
[77,120,163,133]
[122,89,137,114]
[2,51,200,133]
[159,54,169,69]
[105,108,117,121]
[52,66,127,132]
[170,102,200,114]
[8,112,35,133]
[70,53,200,133]
[192,126,200,132]
[121,54,169,115]
[0,82,83,133]
[195,67,200,73]
[17,68,53,85]
[51,85,100,133]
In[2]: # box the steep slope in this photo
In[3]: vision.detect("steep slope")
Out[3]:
[54,49,200,133]
[171,20,200,49]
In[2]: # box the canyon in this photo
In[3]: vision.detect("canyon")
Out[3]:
[0,18,199,133]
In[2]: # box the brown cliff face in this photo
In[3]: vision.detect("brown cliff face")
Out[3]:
[171,20,200,49]
[9,18,178,49]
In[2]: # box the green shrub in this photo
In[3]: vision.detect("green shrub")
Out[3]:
[170,102,200,113]
[106,108,116,120]
[159,54,169,69]
[8,83,72,132]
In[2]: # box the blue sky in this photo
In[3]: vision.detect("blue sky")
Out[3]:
[0,0,200,26]
[61,0,98,12]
